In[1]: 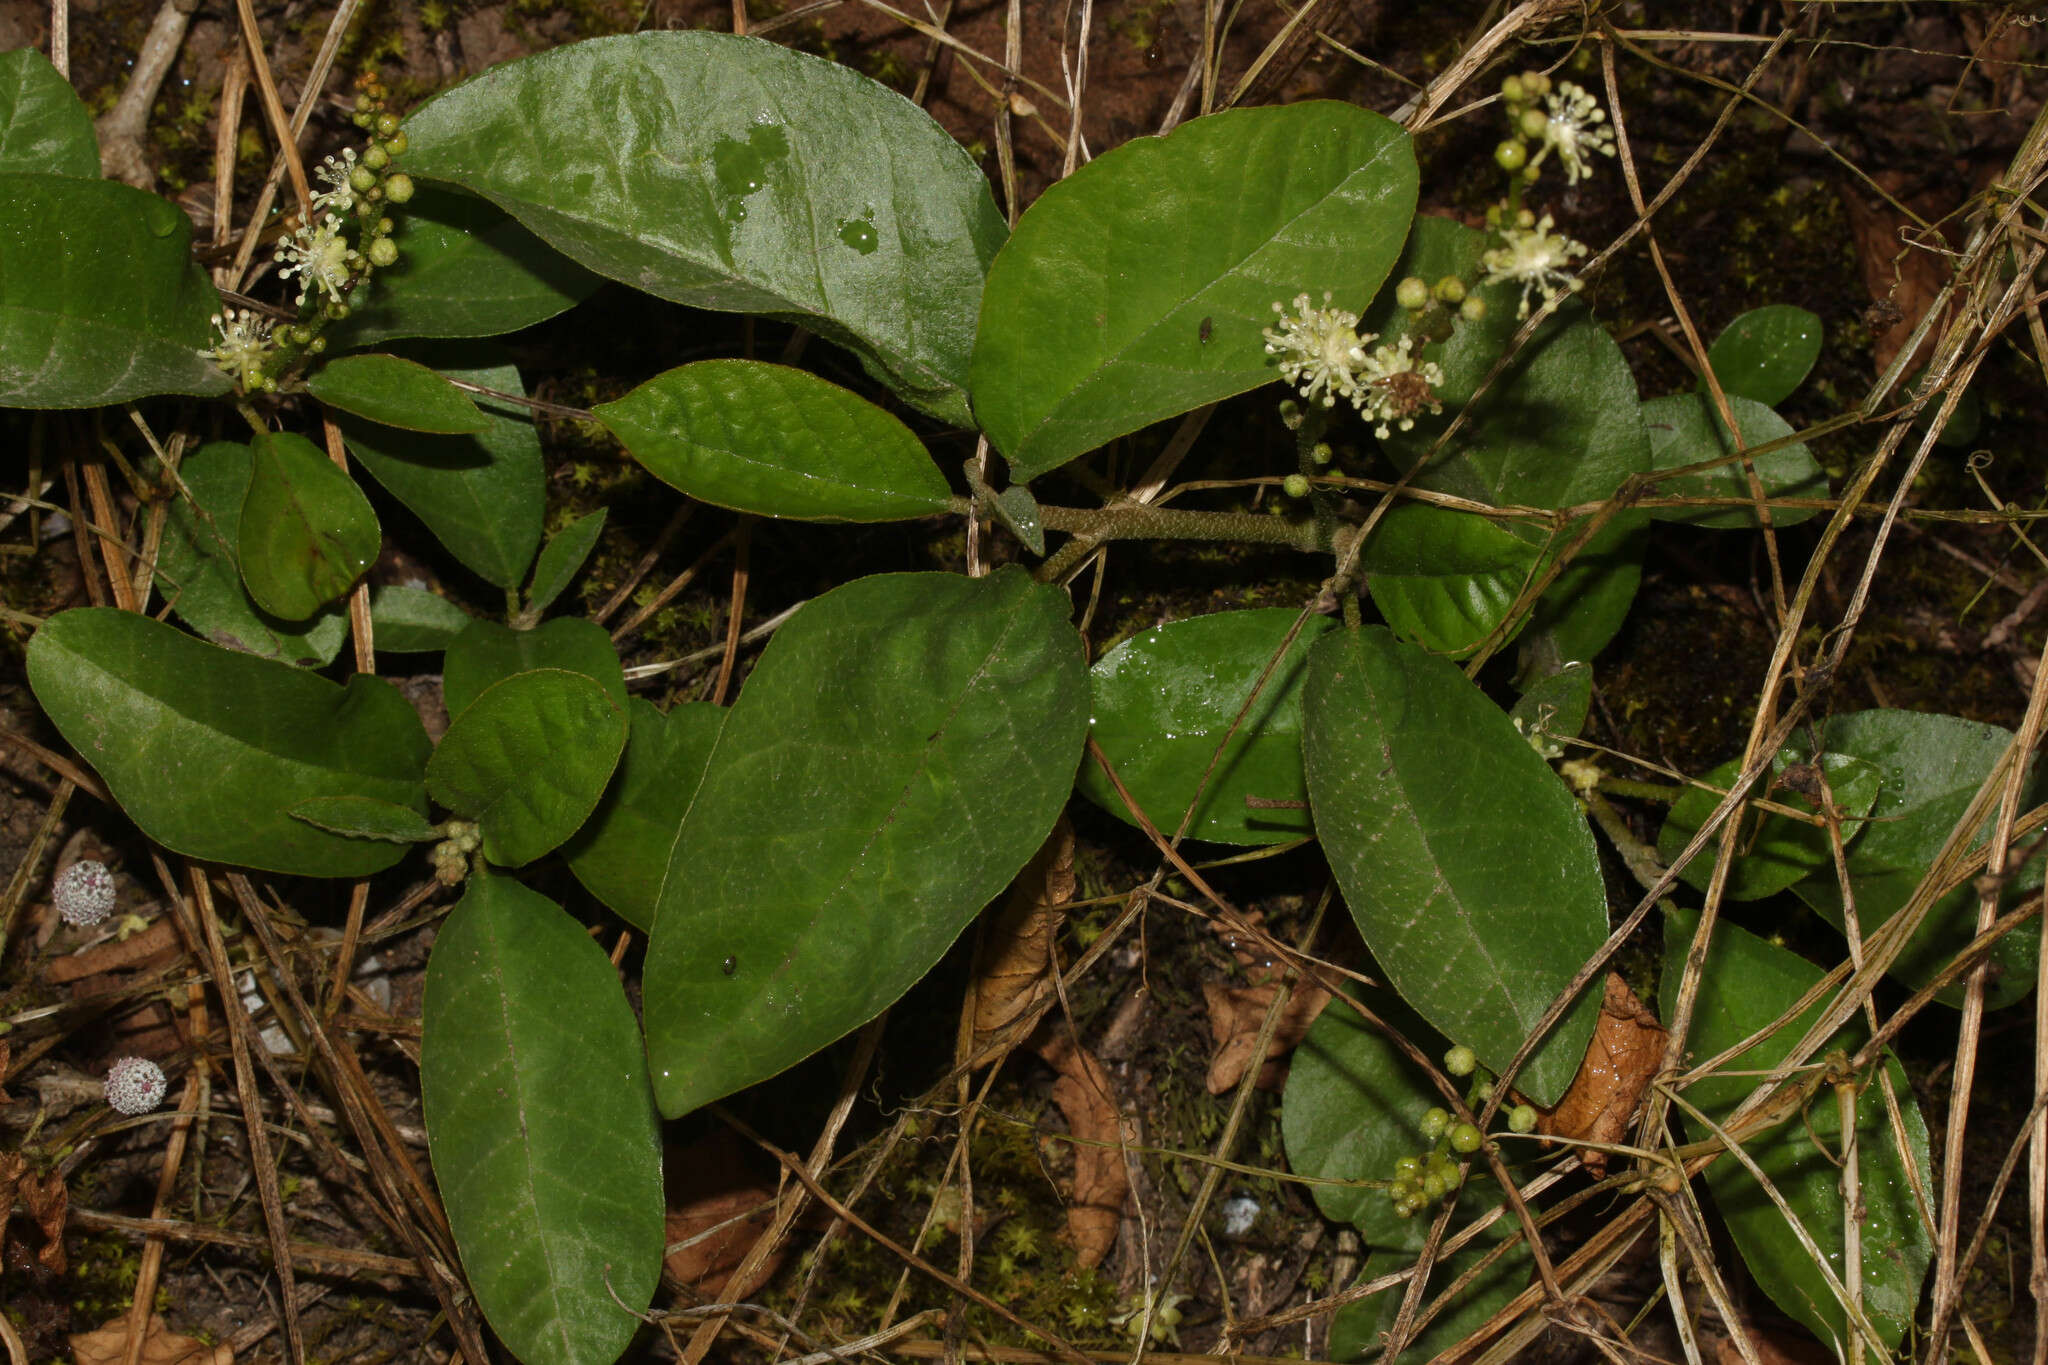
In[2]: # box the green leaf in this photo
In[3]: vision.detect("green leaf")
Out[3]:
[307,352,488,434]
[288,795,442,843]
[0,49,97,177]
[422,873,663,1365]
[0,172,228,406]
[1660,908,1932,1355]
[563,699,724,931]
[1792,710,2043,1010]
[1328,1245,1529,1363]
[367,584,471,653]
[155,441,348,666]
[1302,627,1604,1105]
[971,102,1417,481]
[443,617,627,719]
[428,668,628,868]
[25,608,430,876]
[1704,304,1822,406]
[328,186,600,348]
[1508,660,1591,756]
[402,31,1006,425]
[1643,392,1825,529]
[598,360,951,521]
[1362,504,1541,658]
[237,430,381,621]
[340,350,544,590]
[642,567,1088,1118]
[1078,609,1332,845]
[1657,749,1882,902]
[526,509,608,616]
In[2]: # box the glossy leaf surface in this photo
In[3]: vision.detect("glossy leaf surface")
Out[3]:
[423,873,663,1365]
[155,441,348,666]
[237,430,381,621]
[1643,391,1824,529]
[526,509,607,615]
[0,173,228,406]
[599,360,951,521]
[1362,503,1540,658]
[442,617,627,719]
[1657,749,1881,902]
[1704,304,1822,406]
[341,352,544,590]
[0,49,97,177]
[427,668,627,867]
[972,102,1417,481]
[368,584,471,653]
[563,699,724,931]
[1794,710,2043,1010]
[26,608,429,876]
[402,32,1005,424]
[307,352,488,434]
[642,567,1088,1117]
[1661,909,1931,1355]
[288,795,441,843]
[329,186,600,348]
[1302,627,1603,1105]
[1078,609,1331,845]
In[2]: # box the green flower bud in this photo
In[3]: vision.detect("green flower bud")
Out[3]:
[329,303,350,321]
[1277,397,1304,430]
[1310,442,1333,466]
[307,336,328,354]
[1421,1172,1447,1200]
[1500,75,1525,104]
[1518,107,1549,140]
[1460,295,1487,323]
[1514,207,1536,230]
[1484,204,1504,228]
[1449,1122,1482,1154]
[1509,1104,1538,1134]
[362,144,390,171]
[383,130,408,156]
[1394,275,1430,311]
[384,173,414,205]
[376,216,395,234]
[1433,276,1465,304]
[1395,1155,1421,1180]
[368,237,399,267]
[1282,473,1311,499]
[1523,70,1550,97]
[1444,1044,1477,1077]
[375,112,401,139]
[349,165,378,194]
[1419,1107,1449,1141]
[1494,140,1527,173]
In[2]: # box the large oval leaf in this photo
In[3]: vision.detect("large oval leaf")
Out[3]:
[971,102,1417,481]
[1302,627,1604,1105]
[442,617,627,719]
[0,49,98,177]
[328,186,601,349]
[1661,908,1932,1355]
[402,31,1006,425]
[598,360,951,521]
[155,441,348,666]
[1643,391,1824,529]
[1362,503,1541,658]
[307,352,488,434]
[642,566,1088,1117]
[1656,748,1881,902]
[25,608,430,876]
[427,668,628,867]
[1077,608,1331,845]
[237,430,382,621]
[562,699,724,931]
[422,873,663,1365]
[1792,710,2043,1010]
[339,349,544,590]
[0,172,228,406]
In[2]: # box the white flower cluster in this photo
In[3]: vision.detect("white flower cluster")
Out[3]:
[275,213,359,307]
[53,859,115,927]
[1263,294,1447,438]
[199,308,277,390]
[104,1056,168,1115]
[311,148,360,215]
[1480,215,1589,318]
[1541,82,1616,186]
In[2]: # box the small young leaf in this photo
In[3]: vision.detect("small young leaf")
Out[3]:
[1302,627,1604,1105]
[1078,609,1332,845]
[1660,908,1932,1355]
[972,102,1418,481]
[0,48,98,177]
[328,186,600,348]
[1656,749,1881,902]
[1362,504,1541,659]
[1508,661,1591,753]
[0,173,228,406]
[307,353,488,434]
[155,441,348,666]
[1703,304,1822,406]
[368,584,471,653]
[443,616,626,718]
[562,699,724,931]
[641,567,1088,1118]
[288,795,441,843]
[340,350,545,590]
[428,668,628,868]
[525,509,607,616]
[26,608,430,877]
[1643,391,1825,529]
[237,430,381,621]
[422,873,663,1365]
[599,361,950,521]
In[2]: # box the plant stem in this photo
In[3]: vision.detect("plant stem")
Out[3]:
[1032,503,1334,582]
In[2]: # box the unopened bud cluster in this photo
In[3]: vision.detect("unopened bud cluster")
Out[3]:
[1382,1043,1537,1218]
[431,820,482,886]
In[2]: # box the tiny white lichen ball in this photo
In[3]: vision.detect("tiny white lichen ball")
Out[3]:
[53,860,116,927]
[104,1056,167,1115]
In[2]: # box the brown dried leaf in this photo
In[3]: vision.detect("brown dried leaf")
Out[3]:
[20,1166,67,1274]
[967,817,1075,1064]
[661,1130,785,1300]
[1710,1311,1834,1365]
[1534,974,1666,1175]
[1200,978,1331,1094]
[69,1312,234,1365]
[0,1150,22,1236]
[1843,172,1955,375]
[1034,1033,1131,1268]
[1,1036,11,1102]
